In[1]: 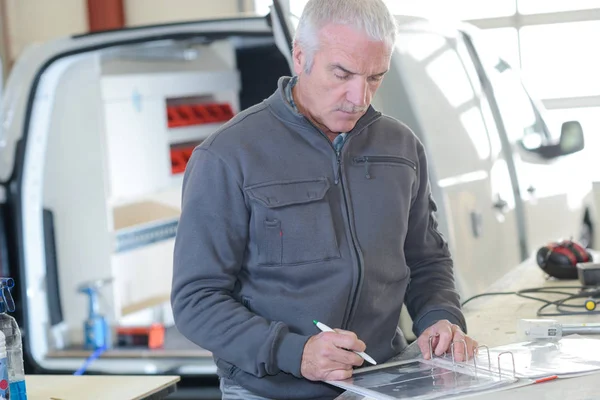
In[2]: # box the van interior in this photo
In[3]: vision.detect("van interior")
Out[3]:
[39,31,291,373]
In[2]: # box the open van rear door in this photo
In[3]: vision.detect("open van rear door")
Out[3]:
[0,14,292,376]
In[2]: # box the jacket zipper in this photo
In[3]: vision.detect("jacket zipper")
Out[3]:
[301,114,381,330]
[336,142,363,330]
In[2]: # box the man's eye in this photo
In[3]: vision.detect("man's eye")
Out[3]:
[335,74,350,80]
[369,76,384,82]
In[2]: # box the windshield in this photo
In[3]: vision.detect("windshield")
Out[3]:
[471,32,552,148]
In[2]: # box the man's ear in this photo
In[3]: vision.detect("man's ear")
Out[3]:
[292,41,304,76]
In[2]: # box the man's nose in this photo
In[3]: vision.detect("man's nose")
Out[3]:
[346,78,369,107]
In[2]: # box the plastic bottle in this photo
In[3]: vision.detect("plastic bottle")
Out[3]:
[0,330,10,400]
[0,279,27,399]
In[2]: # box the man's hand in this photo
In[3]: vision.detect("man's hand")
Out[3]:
[416,320,477,362]
[301,329,366,381]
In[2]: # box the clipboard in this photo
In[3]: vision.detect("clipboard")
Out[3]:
[327,338,530,400]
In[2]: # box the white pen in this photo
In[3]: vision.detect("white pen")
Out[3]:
[313,320,377,365]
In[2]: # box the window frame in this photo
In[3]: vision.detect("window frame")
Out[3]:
[461,31,566,163]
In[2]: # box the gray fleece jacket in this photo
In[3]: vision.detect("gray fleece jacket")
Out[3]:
[171,76,466,399]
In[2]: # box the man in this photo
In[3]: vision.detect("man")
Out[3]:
[171,0,477,399]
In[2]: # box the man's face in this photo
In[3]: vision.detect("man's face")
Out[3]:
[293,23,392,134]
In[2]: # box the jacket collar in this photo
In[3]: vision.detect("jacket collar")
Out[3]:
[266,76,381,137]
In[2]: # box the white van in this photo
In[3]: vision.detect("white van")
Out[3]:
[0,1,593,379]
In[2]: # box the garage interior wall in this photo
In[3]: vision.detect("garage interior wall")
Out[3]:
[0,0,255,69]
[124,0,253,26]
[3,0,88,63]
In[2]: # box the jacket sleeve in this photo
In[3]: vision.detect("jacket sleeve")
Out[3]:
[171,147,309,378]
[403,142,467,337]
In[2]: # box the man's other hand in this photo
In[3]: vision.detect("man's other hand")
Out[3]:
[416,320,478,362]
[301,329,366,381]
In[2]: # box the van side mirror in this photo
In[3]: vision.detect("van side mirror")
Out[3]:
[559,120,584,155]
[535,120,584,159]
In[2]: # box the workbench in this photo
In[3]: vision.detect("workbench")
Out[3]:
[461,253,599,348]
[336,255,600,399]
[26,374,180,400]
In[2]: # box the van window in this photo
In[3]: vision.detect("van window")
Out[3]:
[395,31,493,178]
[477,49,551,151]
[454,38,503,159]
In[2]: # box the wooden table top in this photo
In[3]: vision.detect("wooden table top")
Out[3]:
[26,374,180,400]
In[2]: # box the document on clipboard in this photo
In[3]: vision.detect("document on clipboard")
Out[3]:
[329,336,600,400]
[326,357,527,400]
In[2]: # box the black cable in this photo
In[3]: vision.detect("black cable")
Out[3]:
[461,286,579,307]
[537,290,600,317]
[461,285,600,317]
[516,288,590,308]
[460,292,515,307]
[537,297,596,317]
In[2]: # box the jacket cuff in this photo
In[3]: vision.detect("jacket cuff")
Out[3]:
[275,332,310,378]
[413,309,467,337]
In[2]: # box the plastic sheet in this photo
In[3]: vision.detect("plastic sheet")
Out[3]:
[330,358,518,400]
[472,335,600,379]
[329,338,520,400]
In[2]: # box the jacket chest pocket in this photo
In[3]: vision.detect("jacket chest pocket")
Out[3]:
[353,155,417,179]
[245,177,340,266]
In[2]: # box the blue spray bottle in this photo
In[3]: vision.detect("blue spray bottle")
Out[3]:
[77,279,112,350]
[0,278,27,399]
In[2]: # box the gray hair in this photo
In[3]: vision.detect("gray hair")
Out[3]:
[293,0,398,73]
